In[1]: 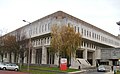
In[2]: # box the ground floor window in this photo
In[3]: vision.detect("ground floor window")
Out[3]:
[76,50,83,58]
[35,48,42,64]
[47,48,54,64]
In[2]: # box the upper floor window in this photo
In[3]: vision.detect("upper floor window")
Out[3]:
[89,32,91,37]
[42,25,44,32]
[39,25,41,33]
[84,29,86,36]
[94,34,96,39]
[48,23,50,31]
[81,28,83,35]
[45,24,47,31]
[75,26,76,32]
[87,31,89,37]
[78,27,79,33]
[92,33,94,38]
[36,27,38,34]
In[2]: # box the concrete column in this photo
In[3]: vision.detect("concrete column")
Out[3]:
[18,55,20,63]
[6,53,9,62]
[54,52,59,66]
[11,53,14,63]
[109,61,112,66]
[31,49,36,64]
[83,49,87,60]
[95,48,101,59]
[3,53,8,62]
[41,46,47,64]
[92,52,96,66]
[24,56,27,64]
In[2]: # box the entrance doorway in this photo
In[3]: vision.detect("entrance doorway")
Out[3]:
[35,48,42,64]
[87,51,93,65]
[47,48,54,64]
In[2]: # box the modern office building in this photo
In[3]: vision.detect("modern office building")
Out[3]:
[1,11,120,68]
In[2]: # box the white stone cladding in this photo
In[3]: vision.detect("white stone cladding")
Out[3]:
[1,11,120,68]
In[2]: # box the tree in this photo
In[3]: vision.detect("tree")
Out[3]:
[18,35,29,65]
[3,35,18,63]
[15,30,29,65]
[50,25,82,67]
[0,36,6,62]
[3,32,29,64]
[0,29,7,62]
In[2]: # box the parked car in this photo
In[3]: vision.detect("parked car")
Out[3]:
[0,62,19,71]
[97,65,106,72]
[0,62,6,70]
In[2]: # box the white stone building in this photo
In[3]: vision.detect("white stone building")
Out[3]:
[1,11,120,69]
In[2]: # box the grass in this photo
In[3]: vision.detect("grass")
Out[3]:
[20,65,80,74]
[116,70,120,74]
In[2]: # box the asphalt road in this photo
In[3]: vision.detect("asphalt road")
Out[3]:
[0,70,29,74]
[80,69,111,74]
[83,71,108,74]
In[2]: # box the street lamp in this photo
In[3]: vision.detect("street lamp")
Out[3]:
[116,21,120,71]
[116,21,120,26]
[116,21,120,33]
[23,20,31,72]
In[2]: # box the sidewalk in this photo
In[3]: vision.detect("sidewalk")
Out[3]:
[105,71,114,74]
[68,70,86,74]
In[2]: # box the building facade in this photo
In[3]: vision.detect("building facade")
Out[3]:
[1,11,120,68]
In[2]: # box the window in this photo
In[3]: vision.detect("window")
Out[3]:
[92,33,94,38]
[45,38,46,44]
[95,33,96,39]
[47,37,49,43]
[42,25,44,32]
[41,39,43,45]
[75,26,76,32]
[84,29,86,36]
[81,28,83,35]
[78,27,79,33]
[5,53,7,58]
[36,27,38,34]
[98,35,100,40]
[89,32,91,37]
[48,23,50,31]
[45,24,47,31]
[84,42,86,47]
[97,34,98,39]
[82,41,84,46]
[87,31,89,37]
[39,25,41,33]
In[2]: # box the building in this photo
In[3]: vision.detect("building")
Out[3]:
[100,48,120,66]
[1,11,120,69]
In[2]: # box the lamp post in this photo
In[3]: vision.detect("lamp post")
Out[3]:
[116,21,120,33]
[116,21,120,71]
[23,20,31,72]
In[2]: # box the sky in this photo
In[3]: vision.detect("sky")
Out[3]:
[0,0,120,36]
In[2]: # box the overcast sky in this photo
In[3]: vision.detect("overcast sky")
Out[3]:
[0,0,120,36]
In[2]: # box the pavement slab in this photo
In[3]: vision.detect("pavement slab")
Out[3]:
[0,70,29,74]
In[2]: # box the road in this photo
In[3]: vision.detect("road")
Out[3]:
[82,71,110,74]
[80,69,113,74]
[0,70,29,74]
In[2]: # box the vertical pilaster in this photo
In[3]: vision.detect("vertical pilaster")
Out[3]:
[6,53,9,62]
[83,49,87,60]
[11,53,14,63]
[24,56,27,64]
[109,61,112,66]
[92,52,96,66]
[54,52,59,65]
[95,48,101,59]
[31,49,36,64]
[41,46,47,64]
